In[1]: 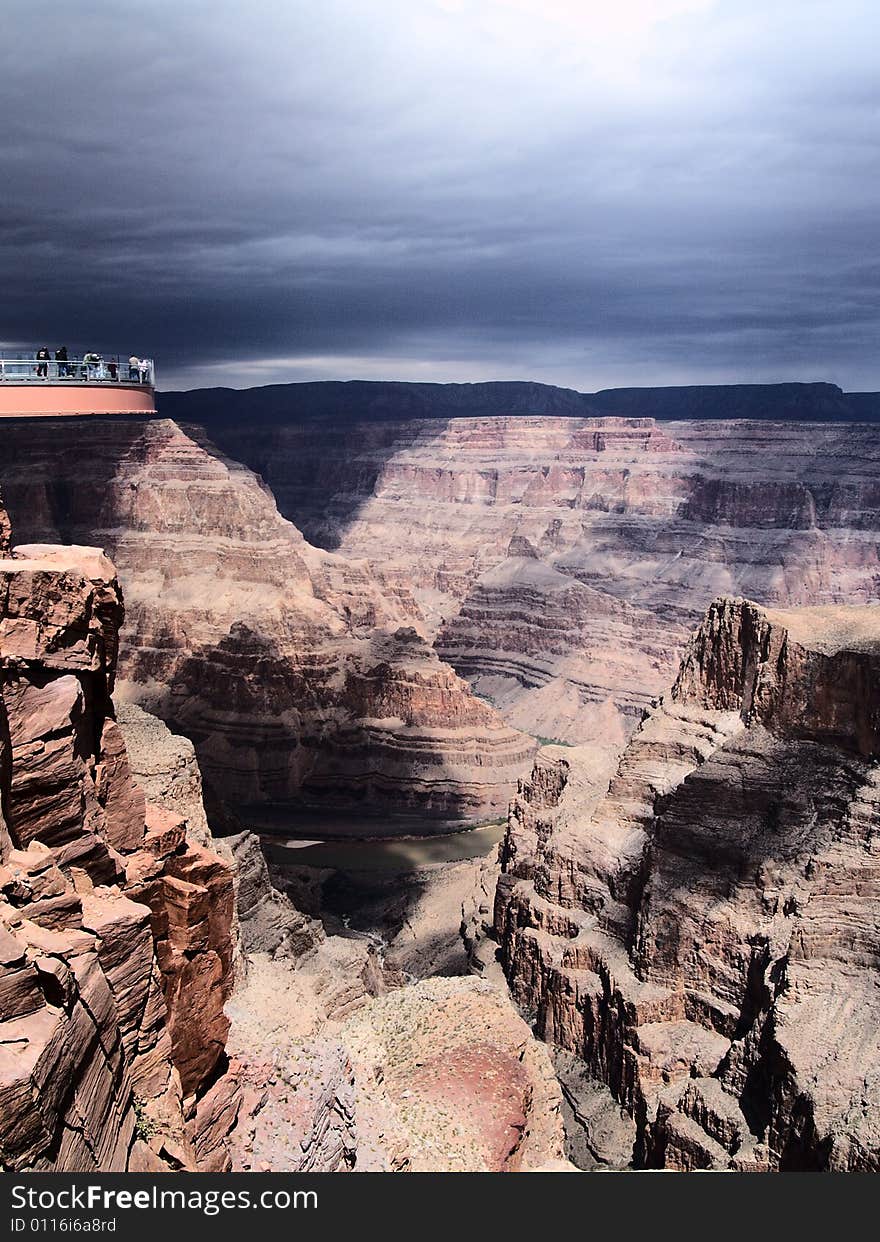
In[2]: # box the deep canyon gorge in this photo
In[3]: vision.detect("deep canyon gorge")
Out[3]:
[2,381,880,1171]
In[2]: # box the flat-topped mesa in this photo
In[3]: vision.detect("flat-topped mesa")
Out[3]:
[495,594,880,1171]
[0,525,238,1171]
[673,596,880,756]
[564,415,678,454]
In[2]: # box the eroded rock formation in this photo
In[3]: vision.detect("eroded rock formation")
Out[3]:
[0,419,532,823]
[0,489,573,1175]
[6,398,880,1175]
[0,521,239,1172]
[225,930,570,1172]
[339,976,567,1172]
[202,413,880,747]
[117,702,321,962]
[495,596,880,1170]
[115,702,213,847]
[7,410,874,811]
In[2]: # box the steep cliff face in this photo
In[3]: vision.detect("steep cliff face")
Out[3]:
[0,523,239,1172]
[116,702,322,963]
[0,493,572,1175]
[495,597,880,1170]
[0,419,532,823]
[7,411,872,803]
[200,414,880,746]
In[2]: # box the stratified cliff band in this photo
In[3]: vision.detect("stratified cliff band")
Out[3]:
[3,397,880,1173]
[0,490,568,1173]
[178,411,880,750]
[0,419,532,826]
[495,596,880,1170]
[0,532,239,1171]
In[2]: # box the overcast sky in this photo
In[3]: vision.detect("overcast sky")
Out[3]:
[1,0,878,390]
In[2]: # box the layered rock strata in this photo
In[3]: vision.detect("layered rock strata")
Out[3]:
[0,419,532,823]
[6,410,873,804]
[0,529,238,1172]
[115,702,213,847]
[117,703,320,961]
[495,597,880,1170]
[231,1039,357,1173]
[225,933,570,1171]
[0,493,569,1175]
[201,414,880,746]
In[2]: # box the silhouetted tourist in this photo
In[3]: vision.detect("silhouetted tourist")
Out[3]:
[107,359,118,380]
[35,346,49,378]
[55,345,69,377]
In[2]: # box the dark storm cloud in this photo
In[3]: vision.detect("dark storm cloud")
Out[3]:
[2,0,879,389]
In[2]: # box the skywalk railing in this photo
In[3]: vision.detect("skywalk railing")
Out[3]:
[0,356,155,386]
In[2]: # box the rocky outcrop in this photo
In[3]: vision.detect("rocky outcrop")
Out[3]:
[225,930,569,1171]
[7,409,873,808]
[231,1039,357,1173]
[201,413,880,748]
[116,702,321,961]
[116,702,213,847]
[0,419,533,824]
[335,976,569,1172]
[220,830,322,959]
[0,526,239,1172]
[495,596,880,1170]
[0,492,569,1176]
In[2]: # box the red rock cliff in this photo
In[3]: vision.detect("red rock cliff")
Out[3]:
[0,515,239,1172]
[496,596,880,1170]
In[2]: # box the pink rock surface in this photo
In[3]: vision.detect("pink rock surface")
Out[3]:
[495,596,880,1170]
[0,420,533,823]
[0,509,239,1171]
[214,414,880,748]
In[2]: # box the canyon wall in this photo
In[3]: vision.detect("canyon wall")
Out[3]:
[495,597,880,1170]
[0,419,532,824]
[0,521,239,1171]
[194,414,880,747]
[5,410,874,809]
[4,397,879,1172]
[0,486,571,1175]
